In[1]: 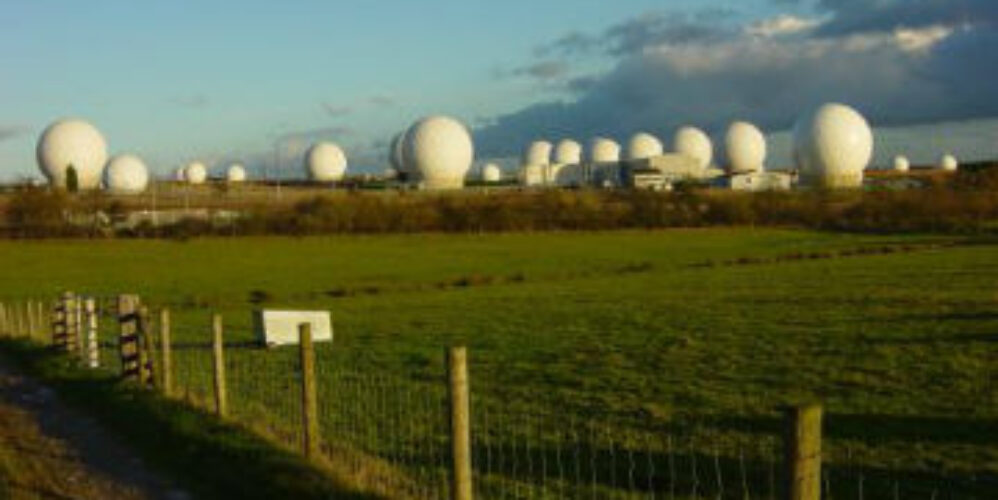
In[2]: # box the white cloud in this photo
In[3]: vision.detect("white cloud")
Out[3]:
[745,15,821,38]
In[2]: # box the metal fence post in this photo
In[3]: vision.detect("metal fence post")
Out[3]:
[212,313,228,418]
[447,346,473,500]
[784,404,822,500]
[299,323,319,460]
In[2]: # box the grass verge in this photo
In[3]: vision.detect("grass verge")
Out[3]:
[0,338,381,500]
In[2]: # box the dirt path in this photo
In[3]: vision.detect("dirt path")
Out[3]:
[0,359,188,500]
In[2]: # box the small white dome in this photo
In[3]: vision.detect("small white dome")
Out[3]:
[403,115,474,190]
[794,103,873,188]
[481,163,502,182]
[174,167,186,181]
[589,137,621,163]
[524,140,553,166]
[519,163,545,186]
[185,162,208,184]
[939,154,958,171]
[103,154,149,194]
[305,142,348,182]
[554,139,582,164]
[893,155,910,172]
[725,121,767,174]
[36,118,108,190]
[673,127,713,170]
[227,164,247,182]
[625,132,664,161]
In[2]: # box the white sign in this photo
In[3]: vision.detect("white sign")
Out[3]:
[253,310,333,347]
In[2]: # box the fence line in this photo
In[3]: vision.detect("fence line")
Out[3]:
[0,293,993,499]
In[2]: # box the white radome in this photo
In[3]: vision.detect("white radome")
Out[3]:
[103,154,149,194]
[625,132,664,161]
[227,164,247,182]
[725,121,767,174]
[794,103,873,188]
[554,139,582,164]
[673,127,713,170]
[305,142,348,182]
[185,162,208,184]
[893,155,910,172]
[589,137,621,163]
[403,115,474,190]
[481,163,502,182]
[939,154,958,172]
[390,131,407,172]
[36,118,108,190]
[524,140,553,166]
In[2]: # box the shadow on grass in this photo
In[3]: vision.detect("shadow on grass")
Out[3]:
[0,339,382,500]
[709,412,998,445]
[449,434,993,499]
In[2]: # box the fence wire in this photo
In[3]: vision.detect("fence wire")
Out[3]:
[1,297,994,499]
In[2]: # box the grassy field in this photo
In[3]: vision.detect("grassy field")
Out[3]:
[0,228,995,497]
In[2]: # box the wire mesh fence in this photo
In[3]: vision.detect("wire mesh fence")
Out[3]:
[1,294,995,499]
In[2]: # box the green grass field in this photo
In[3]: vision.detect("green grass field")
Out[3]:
[0,229,995,497]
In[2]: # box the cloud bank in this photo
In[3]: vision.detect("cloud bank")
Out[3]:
[475,0,998,157]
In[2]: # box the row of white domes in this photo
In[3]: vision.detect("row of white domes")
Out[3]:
[519,103,959,187]
[174,162,249,184]
[523,122,770,175]
[37,119,253,193]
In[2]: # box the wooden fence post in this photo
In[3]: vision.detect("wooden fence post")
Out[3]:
[10,303,19,338]
[139,306,157,386]
[299,323,319,460]
[447,346,473,500]
[26,300,36,340]
[75,297,84,356]
[160,309,173,397]
[784,405,822,500]
[16,302,26,338]
[118,294,141,381]
[65,292,79,354]
[85,298,99,368]
[212,313,228,418]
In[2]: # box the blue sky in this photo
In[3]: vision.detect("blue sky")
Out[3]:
[1,0,996,179]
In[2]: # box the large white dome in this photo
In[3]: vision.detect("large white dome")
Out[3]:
[36,118,108,190]
[725,121,767,174]
[481,163,502,182]
[794,103,873,188]
[103,154,149,194]
[524,140,553,166]
[305,142,348,182]
[625,132,664,161]
[403,115,474,190]
[589,137,621,163]
[893,155,910,172]
[673,127,713,170]
[389,131,407,172]
[185,162,208,184]
[939,154,958,171]
[553,139,582,164]
[227,164,247,182]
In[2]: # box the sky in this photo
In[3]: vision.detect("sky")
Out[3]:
[1,0,996,180]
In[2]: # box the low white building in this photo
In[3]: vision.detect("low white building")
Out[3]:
[717,171,793,192]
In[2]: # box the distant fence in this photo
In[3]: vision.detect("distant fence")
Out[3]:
[0,293,993,499]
